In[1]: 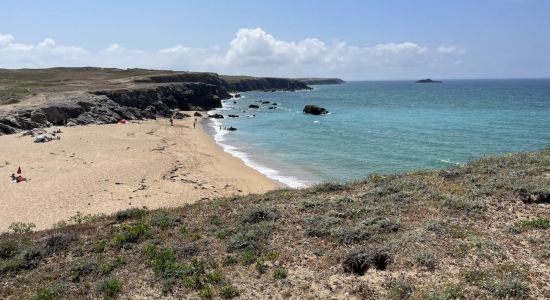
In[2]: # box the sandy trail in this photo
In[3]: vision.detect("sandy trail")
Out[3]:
[0,115,279,231]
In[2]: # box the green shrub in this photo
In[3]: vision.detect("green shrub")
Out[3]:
[8,222,36,234]
[33,287,59,300]
[100,256,126,275]
[226,225,272,252]
[198,286,213,299]
[425,283,463,300]
[273,267,288,280]
[144,243,183,279]
[183,274,202,290]
[300,200,323,211]
[310,182,347,193]
[255,260,268,274]
[240,250,256,265]
[387,277,413,300]
[115,207,148,221]
[489,278,530,299]
[361,217,401,233]
[423,220,446,232]
[441,194,484,212]
[334,225,370,245]
[0,239,18,259]
[208,214,222,226]
[99,277,121,299]
[205,269,224,284]
[464,264,530,299]
[305,216,339,237]
[45,233,75,253]
[513,218,550,231]
[215,228,234,240]
[219,284,239,299]
[69,211,95,225]
[69,261,97,282]
[222,255,238,266]
[113,223,151,247]
[414,251,437,270]
[0,247,42,274]
[240,207,278,224]
[151,211,179,230]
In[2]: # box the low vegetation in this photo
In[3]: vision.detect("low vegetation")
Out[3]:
[1,149,550,298]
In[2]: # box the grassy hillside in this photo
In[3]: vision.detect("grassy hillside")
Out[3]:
[1,149,550,299]
[0,67,174,105]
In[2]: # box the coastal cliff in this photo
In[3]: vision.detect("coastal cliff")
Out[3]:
[0,69,316,135]
[221,75,312,92]
[296,78,345,85]
[0,82,228,135]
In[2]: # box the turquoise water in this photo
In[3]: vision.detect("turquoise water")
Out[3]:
[208,80,550,187]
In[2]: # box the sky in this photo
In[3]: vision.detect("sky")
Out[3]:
[1,0,549,80]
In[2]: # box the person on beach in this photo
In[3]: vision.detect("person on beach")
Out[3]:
[170,117,174,126]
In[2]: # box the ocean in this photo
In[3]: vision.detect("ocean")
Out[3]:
[207,79,550,188]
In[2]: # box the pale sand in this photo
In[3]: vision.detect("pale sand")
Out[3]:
[0,115,280,231]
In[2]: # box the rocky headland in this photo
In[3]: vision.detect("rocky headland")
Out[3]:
[0,69,319,135]
[296,78,345,85]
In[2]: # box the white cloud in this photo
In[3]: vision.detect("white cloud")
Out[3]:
[158,45,192,54]
[437,44,466,55]
[0,33,15,45]
[0,29,466,78]
[38,38,56,47]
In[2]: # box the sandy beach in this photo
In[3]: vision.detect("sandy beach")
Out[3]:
[0,115,280,231]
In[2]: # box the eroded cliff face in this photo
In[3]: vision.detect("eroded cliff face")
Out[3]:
[0,71,314,135]
[0,82,228,135]
[223,77,312,92]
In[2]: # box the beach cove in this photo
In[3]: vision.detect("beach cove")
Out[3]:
[0,115,279,231]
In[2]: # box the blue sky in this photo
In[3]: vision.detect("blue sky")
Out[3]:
[1,0,549,79]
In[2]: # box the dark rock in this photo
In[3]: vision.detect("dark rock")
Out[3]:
[227,114,239,118]
[30,110,49,125]
[268,107,276,110]
[234,94,241,98]
[208,113,224,119]
[303,105,328,115]
[249,104,260,109]
[173,112,191,119]
[227,126,237,131]
[272,103,278,105]
[194,112,203,117]
[262,101,270,104]
[233,101,237,104]
[416,78,442,83]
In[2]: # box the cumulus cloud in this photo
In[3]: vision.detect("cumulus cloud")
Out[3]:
[0,33,15,45]
[0,28,466,78]
[437,44,466,55]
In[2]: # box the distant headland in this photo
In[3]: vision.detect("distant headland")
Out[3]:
[295,78,345,85]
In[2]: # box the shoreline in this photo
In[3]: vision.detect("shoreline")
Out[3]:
[0,115,280,231]
[205,107,312,189]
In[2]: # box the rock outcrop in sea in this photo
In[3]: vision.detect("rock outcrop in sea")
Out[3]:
[303,105,329,115]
